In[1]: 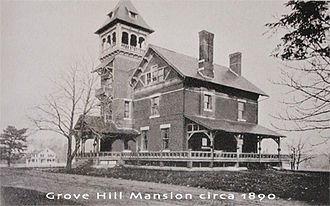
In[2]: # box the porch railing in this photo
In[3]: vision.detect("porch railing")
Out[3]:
[77,151,290,161]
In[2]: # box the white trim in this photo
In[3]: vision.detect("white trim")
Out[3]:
[238,98,247,103]
[237,119,246,122]
[202,91,214,96]
[161,149,170,152]
[150,93,161,98]
[186,88,257,104]
[149,115,160,119]
[198,59,205,63]
[134,88,183,102]
[160,124,171,129]
[140,126,149,131]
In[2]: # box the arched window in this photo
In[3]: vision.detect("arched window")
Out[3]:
[122,32,129,44]
[112,32,116,45]
[130,34,137,47]
[107,35,111,46]
[102,38,106,50]
[138,37,145,48]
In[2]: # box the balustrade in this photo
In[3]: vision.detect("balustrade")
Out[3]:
[76,151,289,161]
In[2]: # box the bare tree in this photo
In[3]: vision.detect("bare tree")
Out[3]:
[30,62,98,169]
[266,1,329,139]
[287,138,315,170]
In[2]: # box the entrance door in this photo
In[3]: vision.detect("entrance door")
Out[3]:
[188,133,210,151]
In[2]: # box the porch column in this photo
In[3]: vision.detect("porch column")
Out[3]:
[257,137,262,162]
[277,137,281,156]
[82,139,86,153]
[79,138,83,154]
[235,134,243,167]
[275,137,282,168]
[209,131,215,168]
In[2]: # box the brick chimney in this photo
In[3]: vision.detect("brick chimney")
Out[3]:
[229,52,242,76]
[198,30,214,78]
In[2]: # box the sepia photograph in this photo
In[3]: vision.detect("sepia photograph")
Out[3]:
[0,0,329,205]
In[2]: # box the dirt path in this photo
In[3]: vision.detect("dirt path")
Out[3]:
[0,168,307,206]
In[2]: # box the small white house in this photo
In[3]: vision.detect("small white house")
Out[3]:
[26,148,57,167]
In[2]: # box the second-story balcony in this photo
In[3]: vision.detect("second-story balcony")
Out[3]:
[95,86,113,99]
[100,42,146,59]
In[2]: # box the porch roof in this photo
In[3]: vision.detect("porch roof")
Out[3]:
[185,115,284,137]
[75,115,139,136]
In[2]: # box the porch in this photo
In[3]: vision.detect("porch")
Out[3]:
[76,150,290,168]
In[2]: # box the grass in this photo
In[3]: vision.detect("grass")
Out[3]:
[0,186,78,206]
[57,166,329,205]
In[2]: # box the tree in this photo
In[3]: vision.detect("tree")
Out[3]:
[0,126,28,167]
[30,63,98,169]
[266,1,330,137]
[287,137,314,170]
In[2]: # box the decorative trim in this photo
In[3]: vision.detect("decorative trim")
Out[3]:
[160,124,171,129]
[140,126,149,131]
[149,115,160,119]
[134,88,184,102]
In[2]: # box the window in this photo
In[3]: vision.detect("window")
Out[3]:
[122,32,129,44]
[138,37,145,48]
[107,35,111,45]
[112,32,116,44]
[102,38,106,50]
[146,73,152,85]
[104,113,111,122]
[161,128,170,150]
[129,11,138,19]
[204,94,212,110]
[202,138,208,147]
[238,102,245,121]
[145,65,165,85]
[151,96,160,116]
[124,140,129,150]
[130,34,137,47]
[124,101,131,119]
[141,130,148,150]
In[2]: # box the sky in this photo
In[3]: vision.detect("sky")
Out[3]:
[1,0,328,155]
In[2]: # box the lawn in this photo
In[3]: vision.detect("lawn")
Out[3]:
[1,186,78,206]
[57,166,329,205]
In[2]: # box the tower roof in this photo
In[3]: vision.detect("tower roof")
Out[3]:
[95,0,154,34]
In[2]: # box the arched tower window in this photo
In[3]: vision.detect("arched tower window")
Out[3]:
[112,32,116,45]
[122,32,129,45]
[107,34,111,46]
[130,34,137,47]
[138,37,145,48]
[102,38,106,50]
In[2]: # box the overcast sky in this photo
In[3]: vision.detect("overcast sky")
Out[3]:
[1,0,327,153]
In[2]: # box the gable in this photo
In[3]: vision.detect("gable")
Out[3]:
[148,44,268,97]
[131,49,182,90]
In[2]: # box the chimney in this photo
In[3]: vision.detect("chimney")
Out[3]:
[198,30,214,78]
[229,52,242,76]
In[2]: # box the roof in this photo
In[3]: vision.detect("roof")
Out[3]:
[185,115,284,137]
[75,115,139,136]
[148,44,268,96]
[95,0,154,34]
[92,56,114,73]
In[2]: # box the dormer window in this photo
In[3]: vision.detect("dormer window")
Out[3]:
[129,11,138,19]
